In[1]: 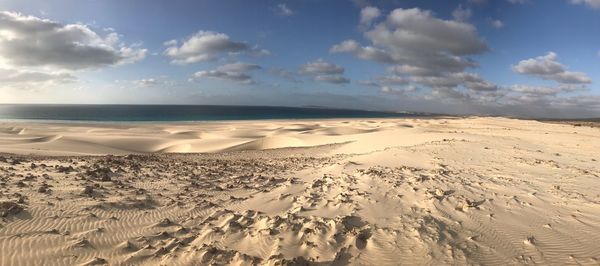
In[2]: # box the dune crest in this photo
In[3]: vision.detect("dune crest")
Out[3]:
[224,136,305,151]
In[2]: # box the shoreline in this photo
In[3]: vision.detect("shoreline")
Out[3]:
[0,115,445,126]
[0,104,426,123]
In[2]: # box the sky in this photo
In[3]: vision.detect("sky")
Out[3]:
[0,0,599,118]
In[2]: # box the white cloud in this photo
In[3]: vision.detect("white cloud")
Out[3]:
[509,84,583,96]
[361,75,410,87]
[494,53,596,116]
[0,68,76,84]
[570,0,600,9]
[268,67,302,83]
[126,77,177,88]
[331,40,394,64]
[332,8,487,73]
[0,67,78,94]
[329,6,599,117]
[384,8,487,56]
[190,62,261,85]
[452,5,472,21]
[216,62,261,72]
[133,78,160,87]
[275,4,294,16]
[164,31,269,64]
[191,70,254,85]
[360,73,417,93]
[300,59,344,75]
[513,52,592,84]
[163,39,177,46]
[409,72,498,92]
[300,59,349,85]
[315,75,350,84]
[513,52,563,74]
[497,84,595,116]
[334,7,495,98]
[491,19,504,28]
[0,11,146,70]
[379,85,418,95]
[390,65,440,77]
[359,6,381,29]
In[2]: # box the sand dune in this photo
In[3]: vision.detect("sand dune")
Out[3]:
[168,130,205,139]
[311,126,380,136]
[0,117,600,265]
[224,136,306,152]
[0,119,400,155]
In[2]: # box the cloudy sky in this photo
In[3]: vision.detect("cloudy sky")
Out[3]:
[0,0,599,118]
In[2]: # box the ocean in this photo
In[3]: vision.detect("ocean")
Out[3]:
[0,104,418,122]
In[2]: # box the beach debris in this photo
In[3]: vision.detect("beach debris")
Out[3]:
[83,185,94,195]
[0,201,24,217]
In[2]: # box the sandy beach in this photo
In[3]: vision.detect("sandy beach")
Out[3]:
[0,117,599,265]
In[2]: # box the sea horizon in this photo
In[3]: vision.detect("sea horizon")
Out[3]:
[0,103,426,122]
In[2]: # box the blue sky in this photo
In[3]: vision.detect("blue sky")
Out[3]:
[0,0,599,117]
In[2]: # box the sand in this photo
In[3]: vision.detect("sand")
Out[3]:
[0,117,599,265]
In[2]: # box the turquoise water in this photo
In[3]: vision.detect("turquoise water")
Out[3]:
[0,104,419,122]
